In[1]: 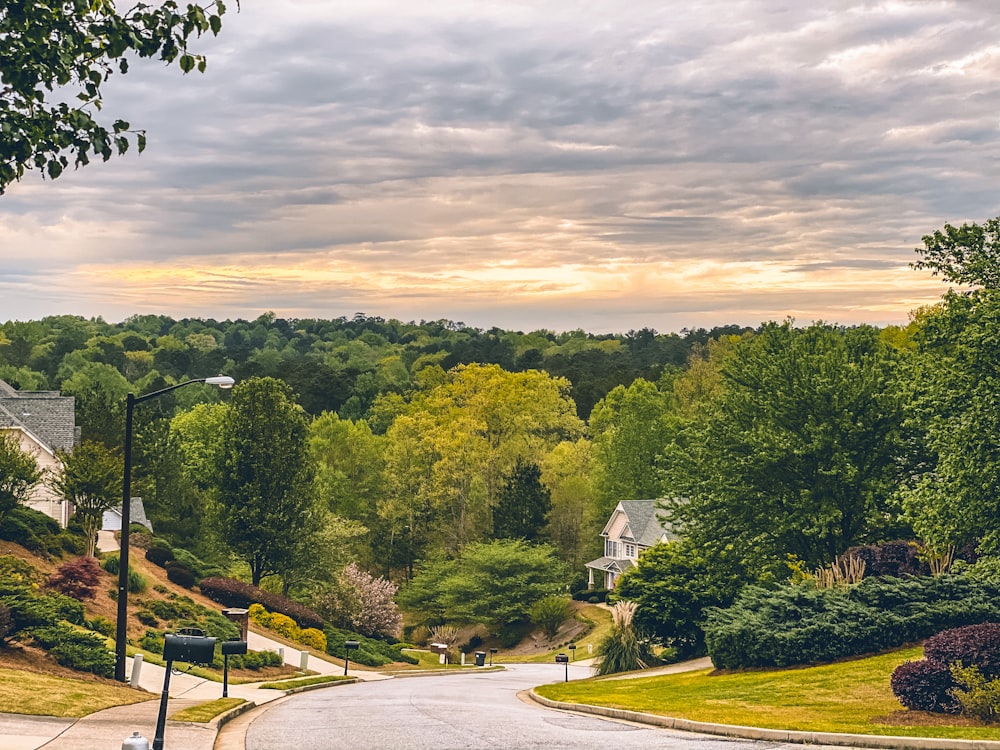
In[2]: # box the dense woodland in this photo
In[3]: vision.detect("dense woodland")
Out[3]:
[2,216,999,664]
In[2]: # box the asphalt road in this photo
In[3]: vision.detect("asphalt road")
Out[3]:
[244,663,834,750]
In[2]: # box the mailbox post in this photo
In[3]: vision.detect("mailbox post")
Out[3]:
[221,639,248,698]
[555,653,569,682]
[568,643,577,661]
[344,640,360,676]
[488,647,498,667]
[154,632,217,750]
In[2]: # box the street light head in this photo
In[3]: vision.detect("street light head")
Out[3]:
[205,376,235,389]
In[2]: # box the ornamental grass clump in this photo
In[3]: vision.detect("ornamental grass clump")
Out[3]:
[595,601,653,676]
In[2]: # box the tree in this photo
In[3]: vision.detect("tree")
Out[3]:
[912,217,1000,289]
[216,377,316,587]
[400,540,567,634]
[48,440,122,556]
[613,539,747,659]
[492,459,551,542]
[665,322,908,570]
[0,0,230,192]
[0,431,42,522]
[589,378,675,519]
[539,439,601,571]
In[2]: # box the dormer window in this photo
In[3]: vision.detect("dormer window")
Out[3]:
[625,543,636,558]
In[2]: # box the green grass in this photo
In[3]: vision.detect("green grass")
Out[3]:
[169,697,245,723]
[397,649,483,669]
[259,675,352,690]
[536,646,1000,741]
[0,668,153,718]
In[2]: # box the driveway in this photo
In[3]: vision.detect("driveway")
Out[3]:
[242,663,843,750]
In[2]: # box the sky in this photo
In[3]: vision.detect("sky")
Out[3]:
[1,0,998,334]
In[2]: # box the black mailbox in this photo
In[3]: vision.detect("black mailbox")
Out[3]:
[555,653,569,664]
[221,639,248,656]
[163,633,217,664]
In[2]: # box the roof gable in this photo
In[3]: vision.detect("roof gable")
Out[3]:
[603,499,677,546]
[0,381,76,452]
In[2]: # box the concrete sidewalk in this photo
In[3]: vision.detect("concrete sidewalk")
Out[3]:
[0,632,386,750]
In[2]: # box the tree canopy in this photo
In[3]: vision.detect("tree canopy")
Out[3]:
[0,0,230,192]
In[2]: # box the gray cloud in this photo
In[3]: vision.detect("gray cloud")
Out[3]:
[1,0,997,332]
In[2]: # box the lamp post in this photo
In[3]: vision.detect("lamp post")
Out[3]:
[114,376,234,682]
[344,640,360,676]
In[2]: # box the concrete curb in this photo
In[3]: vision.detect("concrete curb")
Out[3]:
[387,666,505,678]
[527,691,1000,750]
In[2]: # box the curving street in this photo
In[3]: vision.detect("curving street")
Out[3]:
[243,663,838,750]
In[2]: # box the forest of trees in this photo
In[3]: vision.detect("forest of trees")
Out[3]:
[2,216,998,650]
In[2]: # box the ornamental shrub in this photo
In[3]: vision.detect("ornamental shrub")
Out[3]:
[924,623,1000,677]
[47,557,104,600]
[950,664,1000,722]
[269,612,299,640]
[704,574,1000,669]
[199,577,324,629]
[298,628,327,651]
[30,625,115,677]
[891,659,958,713]
[145,544,174,568]
[165,561,196,589]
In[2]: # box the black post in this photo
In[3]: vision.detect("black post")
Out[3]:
[489,647,497,666]
[556,653,569,682]
[223,652,230,698]
[344,640,359,676]
[152,658,173,750]
[114,392,136,682]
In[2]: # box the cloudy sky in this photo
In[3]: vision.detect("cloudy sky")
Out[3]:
[1,0,997,334]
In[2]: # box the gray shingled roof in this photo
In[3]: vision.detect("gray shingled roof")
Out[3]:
[0,380,77,452]
[618,499,677,546]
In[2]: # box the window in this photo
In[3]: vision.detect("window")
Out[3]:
[625,543,636,558]
[606,539,619,557]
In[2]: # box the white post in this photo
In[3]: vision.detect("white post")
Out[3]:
[299,650,309,671]
[439,652,446,665]
[278,647,285,662]
[129,654,143,689]
[461,652,466,666]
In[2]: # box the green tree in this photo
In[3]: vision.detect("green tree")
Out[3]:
[216,377,316,587]
[613,539,747,658]
[911,217,1000,288]
[492,459,551,542]
[1,0,230,192]
[400,540,567,634]
[665,321,907,570]
[539,439,600,570]
[48,440,122,556]
[589,378,675,518]
[0,432,42,522]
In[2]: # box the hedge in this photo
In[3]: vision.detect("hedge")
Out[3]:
[704,573,1000,669]
[198,577,324,630]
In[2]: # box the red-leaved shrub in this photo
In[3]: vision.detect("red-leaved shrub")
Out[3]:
[47,556,103,600]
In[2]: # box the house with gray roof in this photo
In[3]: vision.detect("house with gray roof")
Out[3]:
[0,380,78,526]
[585,499,677,589]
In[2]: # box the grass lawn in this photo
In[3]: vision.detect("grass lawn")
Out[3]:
[507,604,612,664]
[0,668,153,718]
[536,646,1000,742]
[169,697,245,723]
[259,675,352,689]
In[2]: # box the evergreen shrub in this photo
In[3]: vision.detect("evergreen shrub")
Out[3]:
[704,574,1000,669]
[165,561,196,588]
[145,545,174,568]
[30,625,114,677]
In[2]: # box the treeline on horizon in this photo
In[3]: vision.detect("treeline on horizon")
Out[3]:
[0,312,753,422]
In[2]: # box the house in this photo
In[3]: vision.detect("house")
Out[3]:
[585,499,677,589]
[103,497,153,533]
[0,379,78,527]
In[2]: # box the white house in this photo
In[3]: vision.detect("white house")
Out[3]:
[0,380,78,527]
[585,499,677,589]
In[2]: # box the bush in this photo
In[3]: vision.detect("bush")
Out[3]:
[100,556,148,593]
[951,664,1000,722]
[86,615,114,636]
[30,625,114,677]
[165,561,196,589]
[145,545,174,568]
[574,588,608,602]
[47,557,103,601]
[924,623,1000,677]
[528,595,571,639]
[0,507,61,555]
[0,603,12,642]
[704,573,1000,669]
[298,628,327,651]
[145,595,239,640]
[891,659,958,713]
[136,610,159,627]
[843,541,927,578]
[199,577,324,630]
[323,625,411,667]
[230,649,283,670]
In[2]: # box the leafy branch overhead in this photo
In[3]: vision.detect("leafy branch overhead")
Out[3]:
[0,0,231,193]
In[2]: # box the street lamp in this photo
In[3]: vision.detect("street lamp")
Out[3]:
[344,640,360,676]
[114,375,234,682]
